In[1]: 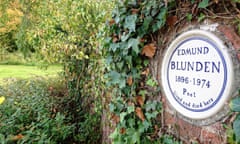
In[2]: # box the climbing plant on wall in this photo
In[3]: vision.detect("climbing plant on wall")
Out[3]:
[105,0,240,143]
[105,0,168,143]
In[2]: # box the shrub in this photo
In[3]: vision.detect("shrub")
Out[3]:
[0,78,74,143]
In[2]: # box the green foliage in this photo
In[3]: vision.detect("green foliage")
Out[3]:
[0,78,74,143]
[233,115,240,143]
[230,97,240,112]
[105,0,169,143]
[198,0,209,9]
[230,95,240,143]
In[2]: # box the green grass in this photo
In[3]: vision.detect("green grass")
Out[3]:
[0,65,62,80]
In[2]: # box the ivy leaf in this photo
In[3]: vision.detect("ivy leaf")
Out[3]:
[230,97,240,112]
[109,128,118,139]
[145,101,158,111]
[127,105,135,113]
[145,111,158,120]
[152,8,167,32]
[143,16,153,31]
[109,103,115,112]
[124,14,137,32]
[141,43,156,58]
[146,78,157,87]
[233,115,240,142]
[121,32,131,42]
[132,131,140,144]
[198,0,209,8]
[127,38,140,54]
[107,71,126,88]
[110,43,120,52]
[120,112,127,123]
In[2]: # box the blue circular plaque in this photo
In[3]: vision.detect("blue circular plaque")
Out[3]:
[161,29,233,119]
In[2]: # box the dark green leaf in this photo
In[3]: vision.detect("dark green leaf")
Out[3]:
[152,8,167,32]
[121,32,131,42]
[143,16,153,31]
[124,14,137,32]
[198,13,205,22]
[230,97,240,112]
[198,0,209,8]
[127,105,135,113]
[110,43,120,52]
[186,13,192,21]
[107,71,126,88]
[109,103,115,112]
[127,38,139,54]
[233,115,240,142]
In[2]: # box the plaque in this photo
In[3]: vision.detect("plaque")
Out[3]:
[161,29,234,119]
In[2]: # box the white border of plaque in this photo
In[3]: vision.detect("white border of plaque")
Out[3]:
[161,29,234,119]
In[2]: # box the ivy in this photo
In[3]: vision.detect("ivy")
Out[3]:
[230,96,240,143]
[105,0,167,143]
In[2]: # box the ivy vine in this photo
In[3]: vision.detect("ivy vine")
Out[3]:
[105,0,169,143]
[105,0,240,143]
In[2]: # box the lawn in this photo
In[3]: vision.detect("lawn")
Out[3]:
[0,65,62,80]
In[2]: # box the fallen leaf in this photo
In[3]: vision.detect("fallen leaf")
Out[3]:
[136,96,144,107]
[109,19,115,26]
[141,43,156,58]
[135,107,145,121]
[141,68,149,76]
[167,15,177,27]
[140,38,145,43]
[128,100,134,106]
[120,127,126,134]
[131,8,139,14]
[10,134,24,141]
[127,76,133,86]
[112,36,118,43]
[111,114,120,124]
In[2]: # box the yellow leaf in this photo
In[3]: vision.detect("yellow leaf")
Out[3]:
[0,96,5,105]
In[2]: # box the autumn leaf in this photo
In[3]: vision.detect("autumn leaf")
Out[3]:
[136,96,144,107]
[112,36,118,43]
[141,43,156,58]
[127,76,133,86]
[10,134,24,141]
[140,38,146,43]
[135,107,145,121]
[131,8,139,14]
[120,127,126,134]
[167,15,177,27]
[111,114,120,124]
[109,19,115,26]
[141,68,149,76]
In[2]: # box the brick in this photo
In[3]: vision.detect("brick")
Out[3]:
[164,111,202,143]
[218,25,240,60]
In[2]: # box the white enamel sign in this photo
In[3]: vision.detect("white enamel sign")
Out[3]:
[161,29,233,119]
